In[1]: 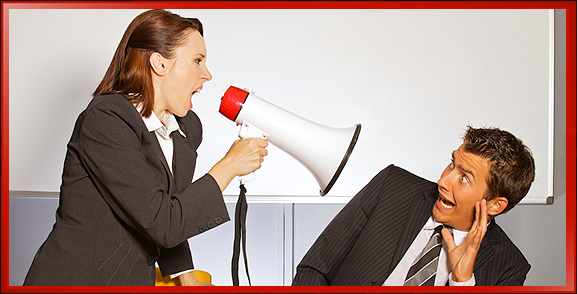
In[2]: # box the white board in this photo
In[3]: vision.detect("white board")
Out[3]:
[8,8,554,203]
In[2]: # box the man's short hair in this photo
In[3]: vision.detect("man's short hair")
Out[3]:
[462,126,535,214]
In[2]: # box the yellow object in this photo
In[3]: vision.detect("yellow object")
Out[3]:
[155,267,211,286]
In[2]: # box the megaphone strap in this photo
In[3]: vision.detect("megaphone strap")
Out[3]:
[231,184,251,286]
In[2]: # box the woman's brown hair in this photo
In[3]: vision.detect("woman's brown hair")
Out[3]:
[93,9,203,118]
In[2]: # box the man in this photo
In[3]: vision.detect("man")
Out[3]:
[292,126,534,286]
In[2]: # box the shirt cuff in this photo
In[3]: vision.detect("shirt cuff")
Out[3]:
[169,269,194,280]
[448,272,476,286]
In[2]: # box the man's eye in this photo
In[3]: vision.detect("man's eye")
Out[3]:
[460,175,469,183]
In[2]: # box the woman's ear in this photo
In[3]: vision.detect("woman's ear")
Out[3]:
[150,52,167,76]
[487,196,509,216]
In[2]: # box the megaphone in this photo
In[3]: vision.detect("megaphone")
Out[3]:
[219,86,361,196]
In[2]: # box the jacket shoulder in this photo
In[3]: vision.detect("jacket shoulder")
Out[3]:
[87,94,136,113]
[488,221,530,264]
[83,94,145,124]
[379,164,437,191]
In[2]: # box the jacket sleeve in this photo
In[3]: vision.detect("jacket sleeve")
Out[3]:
[292,166,394,285]
[156,175,229,276]
[496,262,530,286]
[474,251,530,286]
[77,99,229,250]
[157,241,194,277]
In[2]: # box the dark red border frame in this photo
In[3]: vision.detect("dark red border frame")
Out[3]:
[1,1,575,293]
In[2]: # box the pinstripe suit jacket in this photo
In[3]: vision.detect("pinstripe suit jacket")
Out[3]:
[292,164,530,286]
[24,94,229,286]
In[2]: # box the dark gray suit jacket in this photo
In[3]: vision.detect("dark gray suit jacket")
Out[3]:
[24,94,229,286]
[292,164,530,286]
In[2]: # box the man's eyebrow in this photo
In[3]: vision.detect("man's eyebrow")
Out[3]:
[453,150,476,180]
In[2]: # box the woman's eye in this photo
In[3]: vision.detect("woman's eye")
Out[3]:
[195,59,202,65]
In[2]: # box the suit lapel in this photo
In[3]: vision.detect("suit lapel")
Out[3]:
[171,123,197,193]
[146,130,175,195]
[391,190,437,269]
[147,119,197,195]
[474,220,497,271]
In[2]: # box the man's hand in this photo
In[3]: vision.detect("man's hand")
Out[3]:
[177,271,214,286]
[442,199,488,282]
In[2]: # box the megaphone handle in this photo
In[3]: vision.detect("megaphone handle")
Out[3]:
[239,172,256,184]
[238,121,268,184]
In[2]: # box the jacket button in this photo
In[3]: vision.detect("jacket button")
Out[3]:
[215,217,222,224]
[147,254,158,266]
[208,221,215,228]
[370,281,376,286]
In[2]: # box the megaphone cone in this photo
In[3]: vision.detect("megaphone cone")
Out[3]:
[219,86,361,196]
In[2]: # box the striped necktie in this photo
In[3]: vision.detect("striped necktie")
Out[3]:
[404,225,447,286]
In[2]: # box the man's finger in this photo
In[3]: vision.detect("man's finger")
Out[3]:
[469,200,482,234]
[442,227,456,250]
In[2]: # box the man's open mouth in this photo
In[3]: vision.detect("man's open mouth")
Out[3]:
[439,196,455,209]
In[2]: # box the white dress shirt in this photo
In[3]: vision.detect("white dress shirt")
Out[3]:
[139,108,193,280]
[383,216,475,286]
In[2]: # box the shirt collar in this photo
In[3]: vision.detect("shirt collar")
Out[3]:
[136,104,186,139]
[428,216,491,246]
[425,216,443,230]
[428,216,491,231]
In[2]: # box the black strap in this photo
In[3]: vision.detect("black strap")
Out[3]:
[232,184,251,286]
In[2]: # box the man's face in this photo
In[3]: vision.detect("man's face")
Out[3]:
[432,144,491,231]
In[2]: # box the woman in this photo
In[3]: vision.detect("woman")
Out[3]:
[23,9,268,286]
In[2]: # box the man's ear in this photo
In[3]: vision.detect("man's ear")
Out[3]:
[150,52,168,76]
[487,196,509,216]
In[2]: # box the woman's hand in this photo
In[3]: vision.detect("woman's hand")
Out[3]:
[177,271,214,286]
[209,138,269,192]
[225,138,269,177]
